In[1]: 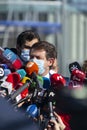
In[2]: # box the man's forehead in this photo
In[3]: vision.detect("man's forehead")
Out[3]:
[25,39,39,47]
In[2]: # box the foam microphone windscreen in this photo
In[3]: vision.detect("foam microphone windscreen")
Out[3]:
[4,69,11,76]
[0,64,8,69]
[50,73,66,89]
[71,69,86,82]
[6,72,21,88]
[12,58,23,70]
[25,61,39,75]
[16,69,26,79]
[26,104,38,118]
[43,77,50,89]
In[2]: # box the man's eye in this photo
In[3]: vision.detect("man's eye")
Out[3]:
[30,56,34,59]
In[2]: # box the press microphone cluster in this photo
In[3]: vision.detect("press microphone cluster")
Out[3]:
[1,45,85,130]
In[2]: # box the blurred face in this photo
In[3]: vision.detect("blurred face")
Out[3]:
[16,38,39,62]
[17,38,39,55]
[30,49,53,76]
[24,38,39,49]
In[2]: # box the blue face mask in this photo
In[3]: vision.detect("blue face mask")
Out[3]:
[21,49,30,62]
[32,58,45,75]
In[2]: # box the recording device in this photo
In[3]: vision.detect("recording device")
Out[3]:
[69,61,81,74]
[69,69,87,87]
[0,81,13,95]
[0,47,23,71]
[50,73,66,90]
[26,104,39,118]
[0,66,4,79]
[9,78,32,101]
[6,69,26,89]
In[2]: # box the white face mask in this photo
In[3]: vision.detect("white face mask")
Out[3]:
[21,49,30,62]
[32,58,45,75]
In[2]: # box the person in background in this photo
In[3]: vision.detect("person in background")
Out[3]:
[16,29,40,63]
[30,41,57,78]
[82,60,87,77]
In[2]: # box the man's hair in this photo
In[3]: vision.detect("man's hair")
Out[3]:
[30,41,57,60]
[16,29,40,47]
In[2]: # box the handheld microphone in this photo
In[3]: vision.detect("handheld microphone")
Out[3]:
[25,61,41,89]
[10,78,32,101]
[25,61,38,75]
[4,69,11,76]
[43,77,50,89]
[71,69,86,82]
[0,64,8,69]
[0,81,13,95]
[6,69,26,88]
[69,61,82,74]
[1,48,23,70]
[70,69,87,86]
[26,104,38,118]
[50,73,66,90]
[0,66,4,79]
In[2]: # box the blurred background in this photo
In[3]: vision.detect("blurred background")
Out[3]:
[0,0,87,77]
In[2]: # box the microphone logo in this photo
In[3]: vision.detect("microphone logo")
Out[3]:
[70,65,78,72]
[0,67,4,77]
[49,92,55,97]
[6,52,13,60]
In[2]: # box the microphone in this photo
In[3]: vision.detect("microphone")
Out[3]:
[42,77,50,89]
[6,69,26,89]
[0,66,4,79]
[25,61,42,89]
[0,63,11,76]
[70,69,87,86]
[10,78,32,101]
[50,73,66,90]
[69,61,82,74]
[71,69,86,82]
[0,64,8,69]
[4,68,11,76]
[25,61,38,75]
[26,104,38,118]
[0,81,13,95]
[0,48,23,70]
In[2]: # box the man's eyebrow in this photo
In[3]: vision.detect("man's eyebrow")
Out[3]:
[23,45,31,49]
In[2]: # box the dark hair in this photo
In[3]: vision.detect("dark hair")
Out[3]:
[16,29,40,47]
[30,41,57,60]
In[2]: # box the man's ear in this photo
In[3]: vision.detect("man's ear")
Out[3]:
[48,58,55,67]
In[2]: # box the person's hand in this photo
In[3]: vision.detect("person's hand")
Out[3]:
[44,112,66,130]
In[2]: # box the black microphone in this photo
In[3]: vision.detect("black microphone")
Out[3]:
[69,61,82,74]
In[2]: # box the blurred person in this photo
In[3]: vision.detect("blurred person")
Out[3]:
[16,29,40,63]
[82,60,87,77]
[30,41,57,78]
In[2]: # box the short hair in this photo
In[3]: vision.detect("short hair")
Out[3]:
[16,29,40,47]
[30,41,57,60]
